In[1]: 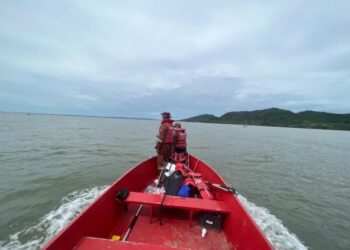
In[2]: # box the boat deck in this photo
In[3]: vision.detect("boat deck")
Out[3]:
[109,205,233,250]
[44,156,273,250]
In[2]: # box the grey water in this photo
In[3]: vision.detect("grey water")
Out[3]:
[0,112,349,249]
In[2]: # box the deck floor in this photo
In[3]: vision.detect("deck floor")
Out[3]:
[119,206,233,250]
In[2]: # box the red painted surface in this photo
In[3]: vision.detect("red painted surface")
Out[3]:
[127,209,233,250]
[76,237,191,250]
[124,192,231,213]
[43,155,274,250]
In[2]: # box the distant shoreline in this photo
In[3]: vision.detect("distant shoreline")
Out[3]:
[182,108,350,131]
[0,111,157,121]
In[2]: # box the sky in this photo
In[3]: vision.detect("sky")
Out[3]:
[0,1,349,119]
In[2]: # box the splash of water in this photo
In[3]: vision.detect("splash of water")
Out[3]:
[0,186,108,250]
[0,186,307,250]
[238,195,308,250]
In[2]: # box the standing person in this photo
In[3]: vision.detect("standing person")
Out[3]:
[156,111,174,171]
[172,122,188,164]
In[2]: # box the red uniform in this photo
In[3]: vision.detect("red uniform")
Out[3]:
[156,118,174,170]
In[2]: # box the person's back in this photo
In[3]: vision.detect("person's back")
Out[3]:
[156,112,174,171]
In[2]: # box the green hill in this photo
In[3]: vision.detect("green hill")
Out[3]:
[184,114,219,123]
[183,108,350,131]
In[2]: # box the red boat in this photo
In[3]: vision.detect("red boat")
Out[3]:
[43,155,273,250]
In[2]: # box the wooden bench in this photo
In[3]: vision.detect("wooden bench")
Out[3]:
[120,192,231,226]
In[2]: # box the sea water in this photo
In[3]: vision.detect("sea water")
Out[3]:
[0,112,349,249]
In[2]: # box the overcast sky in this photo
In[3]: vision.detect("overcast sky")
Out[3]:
[0,1,349,119]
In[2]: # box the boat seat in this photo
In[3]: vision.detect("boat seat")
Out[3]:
[76,236,190,250]
[120,191,230,226]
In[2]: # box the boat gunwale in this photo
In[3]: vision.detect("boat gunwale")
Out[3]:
[43,156,156,249]
[43,154,274,249]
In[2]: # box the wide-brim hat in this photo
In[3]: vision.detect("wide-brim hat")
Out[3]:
[161,111,171,118]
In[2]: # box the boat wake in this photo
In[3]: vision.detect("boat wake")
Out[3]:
[0,186,108,250]
[238,195,308,250]
[0,186,307,250]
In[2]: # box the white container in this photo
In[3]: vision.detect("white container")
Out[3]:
[201,228,207,238]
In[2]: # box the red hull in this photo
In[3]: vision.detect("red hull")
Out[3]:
[43,155,273,250]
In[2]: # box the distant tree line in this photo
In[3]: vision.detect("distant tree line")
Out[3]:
[183,108,350,131]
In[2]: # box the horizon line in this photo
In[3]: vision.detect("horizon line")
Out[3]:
[0,110,157,121]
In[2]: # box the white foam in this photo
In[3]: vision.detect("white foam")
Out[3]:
[0,186,108,250]
[238,195,308,250]
[0,186,308,250]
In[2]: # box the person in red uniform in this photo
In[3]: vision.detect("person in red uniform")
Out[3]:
[156,111,174,171]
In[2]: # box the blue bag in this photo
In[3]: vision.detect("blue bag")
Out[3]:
[177,185,191,197]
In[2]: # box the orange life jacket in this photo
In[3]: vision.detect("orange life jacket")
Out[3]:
[172,151,188,163]
[176,163,214,200]
[174,128,187,149]
[183,174,214,200]
[161,123,174,143]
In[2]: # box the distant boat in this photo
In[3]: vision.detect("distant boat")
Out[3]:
[43,155,273,250]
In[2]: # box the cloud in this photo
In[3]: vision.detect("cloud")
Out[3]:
[0,1,349,118]
[70,94,98,101]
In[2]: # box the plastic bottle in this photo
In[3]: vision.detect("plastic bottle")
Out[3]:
[201,228,207,238]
